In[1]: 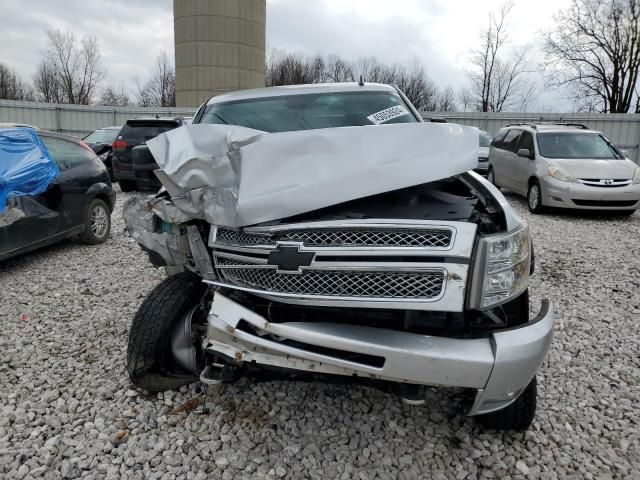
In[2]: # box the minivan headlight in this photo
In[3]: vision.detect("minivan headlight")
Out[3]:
[547,166,577,183]
[470,223,531,309]
[633,167,640,184]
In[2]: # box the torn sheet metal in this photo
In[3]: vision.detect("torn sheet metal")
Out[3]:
[147,122,478,227]
[122,195,189,266]
[0,128,59,213]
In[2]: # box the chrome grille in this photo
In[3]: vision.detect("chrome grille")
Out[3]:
[216,226,452,249]
[215,228,271,246]
[219,268,444,299]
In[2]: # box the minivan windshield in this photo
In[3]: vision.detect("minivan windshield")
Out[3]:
[537,132,622,159]
[199,91,417,133]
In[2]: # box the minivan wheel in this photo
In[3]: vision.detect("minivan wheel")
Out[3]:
[79,199,111,244]
[118,179,136,192]
[475,376,537,431]
[527,180,544,213]
[487,167,496,186]
[127,272,207,392]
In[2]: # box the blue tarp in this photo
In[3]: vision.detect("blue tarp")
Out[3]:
[0,128,60,213]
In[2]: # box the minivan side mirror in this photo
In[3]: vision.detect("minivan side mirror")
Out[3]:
[517,148,533,159]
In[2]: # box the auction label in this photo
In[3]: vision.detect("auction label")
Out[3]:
[366,105,409,124]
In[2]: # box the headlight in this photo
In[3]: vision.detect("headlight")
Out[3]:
[633,168,640,184]
[547,166,577,183]
[469,223,531,309]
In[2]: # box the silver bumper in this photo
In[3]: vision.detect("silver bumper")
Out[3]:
[203,293,554,415]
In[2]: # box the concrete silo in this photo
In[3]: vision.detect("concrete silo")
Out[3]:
[173,0,266,108]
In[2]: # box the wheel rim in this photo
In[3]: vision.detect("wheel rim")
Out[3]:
[529,184,539,210]
[90,205,109,238]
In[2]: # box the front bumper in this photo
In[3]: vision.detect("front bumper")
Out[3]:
[541,176,640,210]
[203,293,554,415]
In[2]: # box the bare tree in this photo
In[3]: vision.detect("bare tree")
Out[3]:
[266,50,454,111]
[467,1,537,111]
[100,84,130,106]
[136,52,176,107]
[0,63,34,101]
[543,0,640,113]
[33,29,104,104]
[435,86,457,111]
[33,61,62,103]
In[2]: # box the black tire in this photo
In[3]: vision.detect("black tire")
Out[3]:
[476,376,537,431]
[79,198,111,244]
[118,179,136,192]
[527,179,544,214]
[127,272,206,392]
[487,167,496,186]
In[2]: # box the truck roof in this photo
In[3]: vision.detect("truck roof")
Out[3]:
[206,83,399,105]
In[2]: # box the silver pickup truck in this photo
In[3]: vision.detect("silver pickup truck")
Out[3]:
[124,83,554,431]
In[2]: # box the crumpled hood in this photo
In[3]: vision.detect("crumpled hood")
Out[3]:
[547,158,638,179]
[146,122,479,227]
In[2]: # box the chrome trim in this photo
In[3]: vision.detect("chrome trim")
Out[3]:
[211,220,477,257]
[204,262,468,311]
[578,178,631,187]
[209,219,476,312]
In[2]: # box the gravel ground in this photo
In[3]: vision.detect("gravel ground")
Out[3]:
[1,187,639,480]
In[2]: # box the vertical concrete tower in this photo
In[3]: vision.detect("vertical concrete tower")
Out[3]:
[174,0,266,108]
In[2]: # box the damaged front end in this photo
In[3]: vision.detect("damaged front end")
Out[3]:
[124,121,553,423]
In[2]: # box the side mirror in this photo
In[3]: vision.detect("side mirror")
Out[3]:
[517,148,533,159]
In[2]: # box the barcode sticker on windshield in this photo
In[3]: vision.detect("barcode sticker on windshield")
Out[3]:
[367,105,409,125]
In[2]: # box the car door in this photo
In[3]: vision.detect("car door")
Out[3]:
[512,131,535,195]
[500,129,523,190]
[39,135,103,231]
[489,129,508,185]
[0,190,62,259]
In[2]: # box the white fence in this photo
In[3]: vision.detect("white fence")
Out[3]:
[0,99,195,137]
[1,99,639,163]
[422,111,640,163]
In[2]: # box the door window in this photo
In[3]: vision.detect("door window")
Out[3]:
[491,129,508,148]
[502,129,522,152]
[39,136,95,170]
[518,131,534,154]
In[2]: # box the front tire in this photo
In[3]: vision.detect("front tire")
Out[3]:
[527,179,544,214]
[127,272,206,392]
[79,198,111,244]
[476,376,537,431]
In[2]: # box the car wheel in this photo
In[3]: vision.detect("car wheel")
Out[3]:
[487,167,496,186]
[79,198,111,244]
[119,180,136,192]
[475,376,537,431]
[527,179,544,214]
[127,272,207,392]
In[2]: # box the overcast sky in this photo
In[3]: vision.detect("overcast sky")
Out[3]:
[0,0,572,110]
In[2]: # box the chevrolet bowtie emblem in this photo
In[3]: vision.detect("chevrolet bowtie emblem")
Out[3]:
[267,244,315,273]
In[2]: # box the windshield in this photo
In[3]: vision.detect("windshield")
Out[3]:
[84,129,119,144]
[199,91,417,133]
[537,133,622,159]
[479,131,492,147]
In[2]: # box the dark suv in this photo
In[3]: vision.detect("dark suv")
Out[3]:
[111,118,185,191]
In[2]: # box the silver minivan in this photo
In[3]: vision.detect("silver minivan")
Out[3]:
[488,123,640,214]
